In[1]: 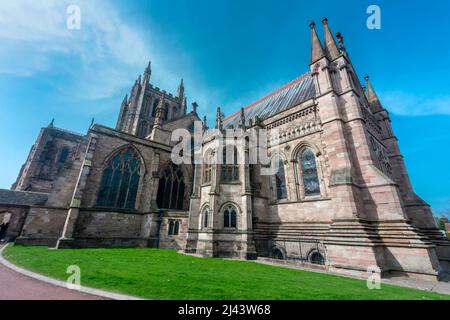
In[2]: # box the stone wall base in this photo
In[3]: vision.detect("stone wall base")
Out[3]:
[56,237,157,249]
[15,237,59,248]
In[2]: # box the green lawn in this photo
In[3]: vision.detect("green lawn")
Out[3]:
[3,245,449,300]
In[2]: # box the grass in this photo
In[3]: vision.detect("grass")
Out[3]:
[3,245,449,300]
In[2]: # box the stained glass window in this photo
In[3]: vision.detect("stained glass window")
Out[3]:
[96,148,141,209]
[156,164,186,210]
[300,149,321,196]
[275,159,287,200]
[223,205,237,228]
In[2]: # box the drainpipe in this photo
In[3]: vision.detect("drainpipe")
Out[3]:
[156,209,163,248]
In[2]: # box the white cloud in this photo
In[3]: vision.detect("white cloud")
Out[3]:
[0,0,225,118]
[0,0,154,100]
[382,91,450,116]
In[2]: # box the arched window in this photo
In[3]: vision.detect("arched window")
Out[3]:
[59,147,69,163]
[168,220,180,236]
[96,148,142,209]
[221,146,239,182]
[300,149,320,196]
[156,164,186,210]
[275,159,287,200]
[142,98,150,117]
[163,103,170,121]
[151,99,160,117]
[223,204,237,229]
[202,207,209,229]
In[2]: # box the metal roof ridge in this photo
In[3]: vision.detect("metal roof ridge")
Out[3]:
[223,71,312,122]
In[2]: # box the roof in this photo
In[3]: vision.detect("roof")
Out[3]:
[223,72,315,128]
[0,189,48,206]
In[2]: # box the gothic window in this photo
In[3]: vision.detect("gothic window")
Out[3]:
[202,207,209,229]
[275,159,287,200]
[203,164,212,184]
[151,99,160,117]
[59,147,69,163]
[221,146,239,183]
[168,219,180,236]
[142,98,150,117]
[300,149,321,196]
[96,148,142,209]
[163,103,170,121]
[223,204,237,229]
[156,164,186,210]
[172,107,178,119]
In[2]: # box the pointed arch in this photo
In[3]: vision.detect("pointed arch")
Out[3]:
[219,202,241,229]
[156,163,186,210]
[151,98,160,117]
[96,147,143,209]
[201,205,210,229]
[299,148,321,196]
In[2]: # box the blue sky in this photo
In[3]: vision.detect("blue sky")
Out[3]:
[0,0,449,214]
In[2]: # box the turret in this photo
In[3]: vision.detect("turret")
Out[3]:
[239,108,246,130]
[216,106,223,130]
[153,93,167,128]
[364,75,383,113]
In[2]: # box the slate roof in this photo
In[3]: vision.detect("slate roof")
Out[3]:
[0,189,48,206]
[223,72,315,128]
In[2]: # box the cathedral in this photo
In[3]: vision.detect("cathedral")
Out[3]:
[1,19,449,281]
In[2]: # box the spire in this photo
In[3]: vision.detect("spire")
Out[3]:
[322,18,340,60]
[364,75,383,113]
[216,106,223,130]
[203,115,208,130]
[177,78,185,100]
[143,61,152,82]
[122,94,128,106]
[154,93,167,127]
[310,21,325,64]
[48,118,55,128]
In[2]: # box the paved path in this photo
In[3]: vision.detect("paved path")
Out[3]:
[0,244,104,300]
